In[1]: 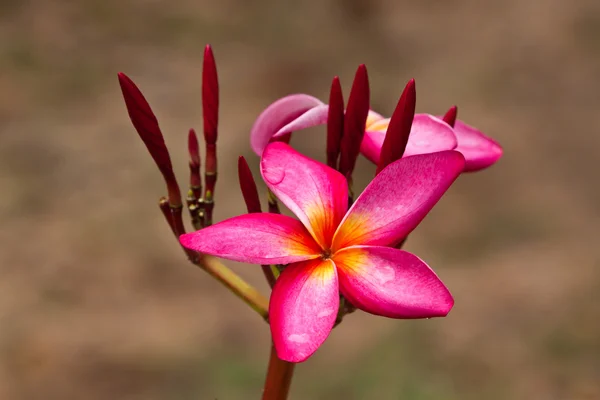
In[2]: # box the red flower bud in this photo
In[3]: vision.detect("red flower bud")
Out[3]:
[202,45,219,226]
[377,79,416,174]
[118,72,181,206]
[326,76,344,170]
[238,156,262,214]
[442,105,458,128]
[202,45,219,145]
[339,64,370,179]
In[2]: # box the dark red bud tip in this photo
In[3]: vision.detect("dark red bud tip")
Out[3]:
[238,156,262,213]
[202,45,219,145]
[443,105,458,128]
[339,64,370,178]
[326,76,344,169]
[118,72,181,206]
[377,78,416,174]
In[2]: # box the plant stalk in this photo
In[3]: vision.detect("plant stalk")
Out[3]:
[262,344,296,400]
[193,254,269,321]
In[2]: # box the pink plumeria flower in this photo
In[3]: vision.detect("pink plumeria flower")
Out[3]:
[180,142,464,362]
[250,94,502,172]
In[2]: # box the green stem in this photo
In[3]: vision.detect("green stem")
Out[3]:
[193,254,269,320]
[262,344,296,400]
[159,198,268,320]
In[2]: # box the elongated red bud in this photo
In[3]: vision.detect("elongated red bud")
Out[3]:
[118,72,182,206]
[376,78,416,174]
[443,105,458,128]
[326,76,344,169]
[238,156,262,213]
[339,64,370,179]
[202,45,219,145]
[188,128,202,199]
[202,45,219,226]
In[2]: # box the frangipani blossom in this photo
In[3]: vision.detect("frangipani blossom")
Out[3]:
[249,94,502,172]
[180,142,464,362]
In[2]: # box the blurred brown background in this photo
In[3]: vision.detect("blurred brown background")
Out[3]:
[1,0,599,399]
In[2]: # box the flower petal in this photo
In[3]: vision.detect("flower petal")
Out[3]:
[360,114,458,165]
[332,151,464,249]
[453,120,503,171]
[404,114,458,156]
[250,94,325,155]
[273,104,329,138]
[360,130,385,164]
[366,110,385,128]
[179,213,320,264]
[334,246,453,318]
[261,142,347,250]
[270,258,339,362]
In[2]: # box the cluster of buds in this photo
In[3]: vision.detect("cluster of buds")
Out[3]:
[118,46,219,249]
[119,43,502,398]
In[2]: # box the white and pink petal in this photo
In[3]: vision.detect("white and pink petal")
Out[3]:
[273,104,329,138]
[250,94,325,155]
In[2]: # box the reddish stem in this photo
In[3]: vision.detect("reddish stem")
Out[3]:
[262,345,296,400]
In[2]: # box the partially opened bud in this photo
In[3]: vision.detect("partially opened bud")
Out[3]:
[339,64,370,180]
[326,76,344,170]
[118,72,182,206]
[238,156,262,214]
[376,79,416,174]
[443,105,458,128]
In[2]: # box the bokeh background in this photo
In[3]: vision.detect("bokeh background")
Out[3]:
[2,0,600,399]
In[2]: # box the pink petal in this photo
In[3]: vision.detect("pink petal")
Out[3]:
[273,104,329,138]
[453,120,503,171]
[334,246,453,318]
[332,151,465,249]
[179,213,321,265]
[269,258,339,362]
[404,114,458,156]
[360,130,385,164]
[360,114,458,165]
[261,142,347,250]
[366,110,385,128]
[250,94,325,155]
